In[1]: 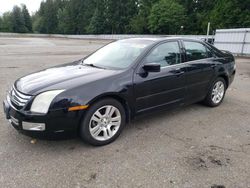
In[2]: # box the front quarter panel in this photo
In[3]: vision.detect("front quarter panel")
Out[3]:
[49,69,134,113]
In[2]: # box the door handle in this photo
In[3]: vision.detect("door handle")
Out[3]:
[211,64,216,68]
[173,68,185,76]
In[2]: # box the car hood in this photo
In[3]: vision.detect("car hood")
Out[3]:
[15,62,120,95]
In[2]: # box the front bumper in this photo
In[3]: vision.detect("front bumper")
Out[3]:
[3,98,84,139]
[230,70,236,85]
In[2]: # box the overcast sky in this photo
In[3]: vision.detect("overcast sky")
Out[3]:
[0,0,42,15]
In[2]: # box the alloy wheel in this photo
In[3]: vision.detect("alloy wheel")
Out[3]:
[89,105,121,141]
[211,81,225,104]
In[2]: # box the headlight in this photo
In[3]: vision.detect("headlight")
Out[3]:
[30,90,64,114]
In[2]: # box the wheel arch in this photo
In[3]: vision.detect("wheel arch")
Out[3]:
[87,93,132,123]
[217,74,229,89]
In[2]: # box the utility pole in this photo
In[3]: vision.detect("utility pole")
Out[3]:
[206,22,210,42]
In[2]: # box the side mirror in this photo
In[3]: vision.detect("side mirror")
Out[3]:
[143,63,161,72]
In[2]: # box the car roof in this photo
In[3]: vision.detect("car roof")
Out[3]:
[120,37,204,44]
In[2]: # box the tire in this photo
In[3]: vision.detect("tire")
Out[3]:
[79,98,126,146]
[203,77,226,107]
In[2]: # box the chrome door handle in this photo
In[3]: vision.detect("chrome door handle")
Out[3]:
[174,68,185,76]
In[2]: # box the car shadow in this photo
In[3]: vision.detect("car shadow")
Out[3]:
[16,102,211,149]
[128,102,206,127]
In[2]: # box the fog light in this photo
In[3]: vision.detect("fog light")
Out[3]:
[22,122,45,131]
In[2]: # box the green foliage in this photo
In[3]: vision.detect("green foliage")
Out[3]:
[0,17,2,30]
[0,5,32,33]
[21,4,32,32]
[57,8,71,34]
[176,0,206,33]
[12,6,27,33]
[148,0,186,34]
[87,0,106,34]
[32,12,43,33]
[130,0,158,34]
[0,12,13,32]
[129,15,147,34]
[209,0,250,30]
[0,0,250,34]
[38,0,59,34]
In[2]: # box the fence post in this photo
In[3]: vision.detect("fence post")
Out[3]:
[241,30,247,55]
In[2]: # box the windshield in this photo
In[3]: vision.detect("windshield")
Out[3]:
[83,39,154,69]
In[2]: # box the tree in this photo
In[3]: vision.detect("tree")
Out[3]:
[36,0,59,33]
[2,0,250,35]
[0,17,2,31]
[87,0,106,34]
[57,7,71,34]
[21,4,32,32]
[148,0,186,34]
[12,5,27,33]
[209,0,250,30]
[1,12,13,32]
[130,0,158,34]
[102,0,138,34]
[193,0,216,34]
[99,0,117,34]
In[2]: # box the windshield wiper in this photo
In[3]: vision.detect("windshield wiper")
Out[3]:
[85,63,106,69]
[81,60,106,69]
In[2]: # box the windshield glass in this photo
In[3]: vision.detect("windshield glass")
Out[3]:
[83,39,154,69]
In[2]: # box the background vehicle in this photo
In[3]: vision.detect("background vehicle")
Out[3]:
[3,38,236,146]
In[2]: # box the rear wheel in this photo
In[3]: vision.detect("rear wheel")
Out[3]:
[203,77,226,107]
[80,98,126,146]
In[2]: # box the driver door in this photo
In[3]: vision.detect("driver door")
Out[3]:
[133,41,187,113]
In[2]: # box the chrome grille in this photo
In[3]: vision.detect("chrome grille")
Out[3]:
[9,86,32,108]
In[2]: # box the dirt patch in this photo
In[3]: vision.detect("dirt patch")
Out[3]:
[0,66,19,69]
[211,185,226,188]
[87,173,97,183]
[186,150,231,170]
[68,146,75,150]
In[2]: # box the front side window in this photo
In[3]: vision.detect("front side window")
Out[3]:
[145,42,181,67]
[184,41,213,61]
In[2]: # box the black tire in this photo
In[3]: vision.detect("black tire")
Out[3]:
[203,77,226,107]
[79,98,126,146]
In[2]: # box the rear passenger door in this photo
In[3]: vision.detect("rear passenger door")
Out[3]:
[182,40,216,104]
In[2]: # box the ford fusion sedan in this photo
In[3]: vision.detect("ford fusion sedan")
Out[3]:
[3,38,236,146]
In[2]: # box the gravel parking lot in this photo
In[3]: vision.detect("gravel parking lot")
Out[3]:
[0,37,249,188]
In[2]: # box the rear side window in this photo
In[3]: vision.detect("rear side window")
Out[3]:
[146,41,181,67]
[184,41,213,61]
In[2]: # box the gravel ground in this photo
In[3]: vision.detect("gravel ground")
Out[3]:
[0,37,249,188]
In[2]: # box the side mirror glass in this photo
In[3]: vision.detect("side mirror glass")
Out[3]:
[143,63,161,72]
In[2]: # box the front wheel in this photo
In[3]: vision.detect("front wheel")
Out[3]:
[203,77,226,107]
[79,98,126,146]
